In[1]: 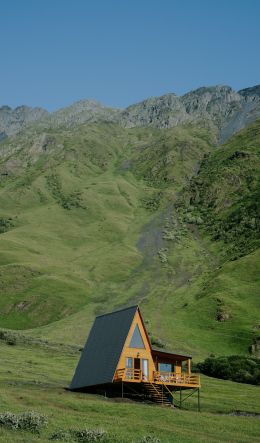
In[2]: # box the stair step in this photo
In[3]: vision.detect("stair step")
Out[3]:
[142,382,172,406]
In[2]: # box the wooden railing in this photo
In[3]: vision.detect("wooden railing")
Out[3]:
[153,371,200,386]
[114,369,200,386]
[114,368,142,382]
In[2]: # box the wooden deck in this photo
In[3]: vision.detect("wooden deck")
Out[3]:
[114,368,200,388]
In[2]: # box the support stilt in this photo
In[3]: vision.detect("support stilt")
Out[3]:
[162,385,163,404]
[198,388,200,412]
[121,381,124,398]
[180,387,182,409]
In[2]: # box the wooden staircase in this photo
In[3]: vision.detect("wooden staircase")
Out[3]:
[142,382,172,406]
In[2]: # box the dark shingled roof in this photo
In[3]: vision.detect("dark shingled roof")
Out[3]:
[70,305,138,390]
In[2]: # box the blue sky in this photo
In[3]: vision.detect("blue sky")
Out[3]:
[1,0,259,110]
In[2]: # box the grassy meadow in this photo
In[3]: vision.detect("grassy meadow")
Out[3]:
[0,339,259,443]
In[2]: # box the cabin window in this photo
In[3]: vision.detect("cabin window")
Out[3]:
[159,363,173,372]
[129,324,145,349]
[126,357,133,368]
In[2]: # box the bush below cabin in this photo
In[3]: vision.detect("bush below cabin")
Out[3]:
[197,355,260,385]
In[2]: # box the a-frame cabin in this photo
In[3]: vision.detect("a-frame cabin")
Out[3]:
[70,306,200,407]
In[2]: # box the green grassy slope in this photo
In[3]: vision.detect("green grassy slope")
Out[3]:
[0,120,259,360]
[0,123,212,330]
[186,120,260,258]
[0,339,259,443]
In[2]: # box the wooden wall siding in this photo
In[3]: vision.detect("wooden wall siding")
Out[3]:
[115,310,156,381]
[154,356,184,374]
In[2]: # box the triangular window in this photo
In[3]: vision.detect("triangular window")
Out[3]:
[129,324,145,348]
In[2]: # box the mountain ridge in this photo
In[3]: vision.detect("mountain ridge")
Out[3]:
[1,84,260,142]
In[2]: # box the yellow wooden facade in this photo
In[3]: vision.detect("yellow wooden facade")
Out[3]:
[114,308,200,389]
[116,309,156,379]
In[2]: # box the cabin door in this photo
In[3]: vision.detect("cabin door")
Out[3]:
[134,358,141,380]
[134,358,140,369]
[142,359,149,381]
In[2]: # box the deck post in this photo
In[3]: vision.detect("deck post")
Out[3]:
[121,381,124,398]
[179,387,182,409]
[198,388,200,412]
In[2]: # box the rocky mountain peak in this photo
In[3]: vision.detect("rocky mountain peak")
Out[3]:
[0,84,260,142]
[120,92,185,128]
[0,105,12,111]
[0,105,48,137]
[238,85,260,99]
[48,99,121,127]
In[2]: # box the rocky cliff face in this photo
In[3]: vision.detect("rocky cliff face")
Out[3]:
[0,105,49,137]
[119,93,189,128]
[120,85,260,142]
[1,84,260,142]
[220,85,260,142]
[45,99,121,128]
[239,85,260,98]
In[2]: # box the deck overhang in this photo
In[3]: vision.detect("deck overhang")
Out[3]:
[152,348,192,361]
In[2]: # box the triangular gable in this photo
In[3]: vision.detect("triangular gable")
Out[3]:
[114,307,153,377]
[124,307,152,351]
[70,306,138,390]
[129,324,145,348]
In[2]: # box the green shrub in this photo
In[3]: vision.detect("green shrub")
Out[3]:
[50,428,108,442]
[0,412,19,430]
[50,429,73,441]
[197,355,260,385]
[18,411,48,433]
[135,436,161,443]
[184,213,203,225]
[0,330,17,345]
[150,336,165,348]
[0,217,13,233]
[158,248,168,263]
[6,337,17,346]
[0,411,48,434]
[162,229,176,240]
[46,173,85,210]
[141,193,161,211]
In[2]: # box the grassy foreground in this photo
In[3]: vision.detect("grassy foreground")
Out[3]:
[0,340,259,443]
